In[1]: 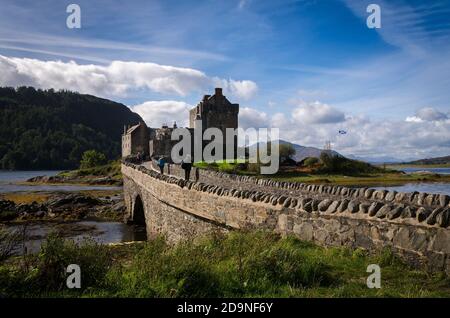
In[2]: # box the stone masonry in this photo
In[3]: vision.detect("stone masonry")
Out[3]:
[122,159,450,274]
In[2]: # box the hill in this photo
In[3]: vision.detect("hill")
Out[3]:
[247,139,342,162]
[0,87,143,170]
[347,154,404,164]
[404,155,450,165]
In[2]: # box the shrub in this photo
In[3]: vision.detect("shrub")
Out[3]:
[79,150,107,169]
[303,157,319,167]
[319,152,381,175]
[34,233,112,292]
[0,227,22,262]
[279,144,296,162]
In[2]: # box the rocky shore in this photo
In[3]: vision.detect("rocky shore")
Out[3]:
[26,174,122,186]
[0,192,125,222]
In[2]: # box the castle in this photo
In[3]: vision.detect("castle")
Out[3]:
[122,88,239,161]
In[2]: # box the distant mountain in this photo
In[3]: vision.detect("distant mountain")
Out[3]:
[347,155,404,164]
[404,155,450,165]
[248,139,342,162]
[0,87,143,170]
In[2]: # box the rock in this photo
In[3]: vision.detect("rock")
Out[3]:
[283,198,292,208]
[387,206,404,220]
[368,202,383,216]
[375,205,392,219]
[47,193,100,209]
[417,207,431,223]
[439,194,450,207]
[337,199,349,213]
[385,191,397,202]
[400,206,416,219]
[364,189,375,199]
[426,208,443,225]
[425,194,435,206]
[347,200,360,213]
[303,201,313,213]
[318,199,332,212]
[408,191,419,203]
[35,211,46,218]
[289,198,298,208]
[374,190,387,200]
[394,192,407,202]
[112,201,125,212]
[358,203,370,214]
[436,208,450,228]
[326,201,340,214]
[311,199,320,211]
[277,196,287,205]
[417,192,427,205]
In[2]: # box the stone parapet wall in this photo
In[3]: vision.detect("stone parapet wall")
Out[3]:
[150,161,450,228]
[123,161,450,273]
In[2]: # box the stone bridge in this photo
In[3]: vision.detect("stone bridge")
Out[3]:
[122,159,450,273]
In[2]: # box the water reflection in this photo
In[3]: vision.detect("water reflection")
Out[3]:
[6,220,146,255]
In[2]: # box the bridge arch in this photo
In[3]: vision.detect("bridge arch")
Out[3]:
[132,194,147,238]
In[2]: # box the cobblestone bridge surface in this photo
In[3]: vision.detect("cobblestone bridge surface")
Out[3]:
[123,160,450,273]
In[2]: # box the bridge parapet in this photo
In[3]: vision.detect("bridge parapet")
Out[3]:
[122,159,450,273]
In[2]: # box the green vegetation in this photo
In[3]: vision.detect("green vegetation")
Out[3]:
[318,152,383,175]
[0,86,142,170]
[79,150,107,169]
[303,157,320,167]
[403,155,450,166]
[58,160,122,182]
[193,154,450,186]
[0,231,448,297]
[386,164,450,169]
[279,143,296,162]
[194,159,247,174]
[265,171,450,185]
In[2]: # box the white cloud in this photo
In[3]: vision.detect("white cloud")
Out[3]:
[238,0,251,10]
[132,101,192,128]
[213,78,258,100]
[414,107,448,122]
[0,55,257,100]
[292,101,346,124]
[237,103,450,160]
[239,107,270,129]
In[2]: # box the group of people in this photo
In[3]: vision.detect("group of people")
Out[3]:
[155,155,193,181]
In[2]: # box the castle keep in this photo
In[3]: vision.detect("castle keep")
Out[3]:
[122,88,239,160]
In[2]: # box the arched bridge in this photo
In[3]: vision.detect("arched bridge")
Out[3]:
[122,159,450,273]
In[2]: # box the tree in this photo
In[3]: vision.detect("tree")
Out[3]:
[79,150,107,169]
[279,144,296,162]
[303,157,319,167]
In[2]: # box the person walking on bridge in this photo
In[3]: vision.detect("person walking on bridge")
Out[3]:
[157,156,166,174]
[181,155,193,181]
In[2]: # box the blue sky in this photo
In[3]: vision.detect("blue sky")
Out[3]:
[0,0,449,160]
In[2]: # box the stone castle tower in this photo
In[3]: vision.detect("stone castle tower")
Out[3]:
[189,88,239,160]
[189,88,239,133]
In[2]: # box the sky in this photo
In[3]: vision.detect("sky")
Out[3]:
[0,0,449,161]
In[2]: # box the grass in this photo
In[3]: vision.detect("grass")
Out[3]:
[261,171,450,186]
[0,192,50,204]
[193,160,450,186]
[1,231,449,298]
[58,160,122,182]
[385,164,450,169]
[194,159,247,174]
